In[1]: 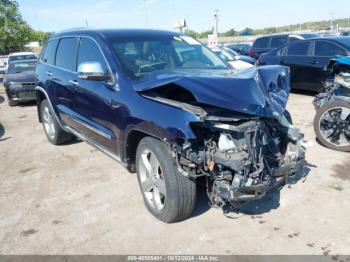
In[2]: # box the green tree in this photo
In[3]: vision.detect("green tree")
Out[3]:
[0,0,32,54]
[184,29,199,39]
[199,29,214,39]
[30,30,51,44]
[222,28,237,37]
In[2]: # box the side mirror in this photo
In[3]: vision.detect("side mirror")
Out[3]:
[77,62,111,81]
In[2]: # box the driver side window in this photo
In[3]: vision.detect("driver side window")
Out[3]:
[77,38,109,74]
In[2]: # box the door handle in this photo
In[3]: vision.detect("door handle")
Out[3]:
[46,71,53,76]
[69,80,79,86]
[311,60,319,65]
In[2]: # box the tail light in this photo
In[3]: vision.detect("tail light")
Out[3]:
[247,48,253,57]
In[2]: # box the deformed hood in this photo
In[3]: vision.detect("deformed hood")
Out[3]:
[134,65,290,118]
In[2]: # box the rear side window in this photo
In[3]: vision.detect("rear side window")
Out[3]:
[55,38,78,71]
[314,41,347,57]
[271,36,288,48]
[77,38,108,74]
[287,42,310,56]
[254,37,269,48]
[41,39,58,64]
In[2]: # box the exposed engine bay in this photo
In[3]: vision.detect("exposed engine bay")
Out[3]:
[175,114,305,208]
[137,66,306,209]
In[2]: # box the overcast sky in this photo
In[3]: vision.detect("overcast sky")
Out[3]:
[17,0,350,33]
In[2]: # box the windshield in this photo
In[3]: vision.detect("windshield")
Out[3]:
[213,49,236,62]
[7,61,36,74]
[8,55,37,63]
[108,35,227,79]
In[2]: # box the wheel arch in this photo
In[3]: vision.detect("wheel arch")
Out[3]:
[35,89,46,122]
[124,129,170,173]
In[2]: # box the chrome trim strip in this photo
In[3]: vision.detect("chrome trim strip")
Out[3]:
[69,115,112,140]
[65,125,125,166]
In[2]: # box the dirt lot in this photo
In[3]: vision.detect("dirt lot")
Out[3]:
[0,84,349,255]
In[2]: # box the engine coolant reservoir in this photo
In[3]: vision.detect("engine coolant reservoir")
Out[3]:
[218,133,236,151]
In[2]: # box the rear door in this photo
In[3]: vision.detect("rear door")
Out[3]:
[278,41,312,90]
[310,40,348,90]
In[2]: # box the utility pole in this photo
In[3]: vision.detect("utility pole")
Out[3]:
[330,12,334,32]
[143,0,150,28]
[214,9,219,35]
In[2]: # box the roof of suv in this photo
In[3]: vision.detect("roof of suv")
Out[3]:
[53,28,184,39]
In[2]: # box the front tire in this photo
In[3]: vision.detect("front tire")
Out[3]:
[314,100,350,152]
[40,100,74,145]
[136,137,197,223]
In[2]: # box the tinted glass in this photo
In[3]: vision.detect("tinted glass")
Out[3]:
[289,37,300,42]
[7,61,36,74]
[108,35,227,80]
[253,37,269,48]
[41,39,58,64]
[9,55,37,63]
[315,41,347,57]
[332,38,350,49]
[300,34,320,39]
[271,36,288,48]
[287,42,310,56]
[77,38,108,74]
[55,38,78,71]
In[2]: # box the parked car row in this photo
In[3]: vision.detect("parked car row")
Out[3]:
[258,37,350,91]
[209,45,254,70]
[249,33,320,59]
[2,52,37,106]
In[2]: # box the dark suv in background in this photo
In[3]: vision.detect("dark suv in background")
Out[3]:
[249,33,320,59]
[35,29,304,223]
[258,37,350,91]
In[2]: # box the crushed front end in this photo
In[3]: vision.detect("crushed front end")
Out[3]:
[174,112,305,207]
[138,65,306,209]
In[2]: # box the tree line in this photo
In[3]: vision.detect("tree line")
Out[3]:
[185,17,350,39]
[0,0,51,55]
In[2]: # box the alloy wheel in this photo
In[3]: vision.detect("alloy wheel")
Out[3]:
[42,105,56,141]
[319,106,350,147]
[138,148,167,211]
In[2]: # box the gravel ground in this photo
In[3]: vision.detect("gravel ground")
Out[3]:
[0,85,349,255]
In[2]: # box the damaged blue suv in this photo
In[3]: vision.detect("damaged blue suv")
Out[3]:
[35,29,305,223]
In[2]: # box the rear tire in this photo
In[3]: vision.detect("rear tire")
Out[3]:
[136,136,197,223]
[40,99,74,145]
[314,100,350,152]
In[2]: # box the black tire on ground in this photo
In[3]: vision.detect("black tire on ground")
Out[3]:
[8,99,18,107]
[40,99,74,145]
[314,100,350,152]
[136,136,197,223]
